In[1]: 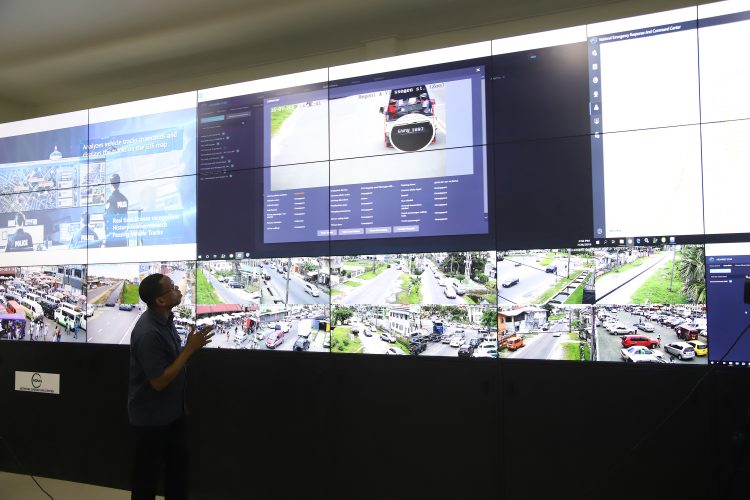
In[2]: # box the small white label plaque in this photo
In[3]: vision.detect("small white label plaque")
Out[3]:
[15,371,60,395]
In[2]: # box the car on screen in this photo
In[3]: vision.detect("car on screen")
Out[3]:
[621,335,660,349]
[380,332,396,343]
[620,346,666,363]
[379,85,436,150]
[502,277,520,288]
[458,344,474,357]
[293,336,310,351]
[633,322,655,333]
[676,325,700,341]
[385,347,404,355]
[664,342,696,360]
[444,287,457,299]
[118,303,134,311]
[449,336,463,348]
[265,331,284,349]
[474,348,498,358]
[687,340,707,356]
[612,325,636,336]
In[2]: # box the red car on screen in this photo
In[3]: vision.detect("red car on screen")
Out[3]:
[265,330,285,349]
[621,335,660,349]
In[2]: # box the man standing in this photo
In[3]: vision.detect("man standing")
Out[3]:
[5,212,34,252]
[129,273,213,500]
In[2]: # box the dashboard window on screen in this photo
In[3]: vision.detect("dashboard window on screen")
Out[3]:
[0,112,89,266]
[698,3,750,237]
[196,70,329,258]
[587,8,705,241]
[706,243,750,365]
[323,43,491,250]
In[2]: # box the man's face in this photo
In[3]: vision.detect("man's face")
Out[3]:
[155,276,182,308]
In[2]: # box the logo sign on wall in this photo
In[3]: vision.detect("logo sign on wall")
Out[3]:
[15,371,61,394]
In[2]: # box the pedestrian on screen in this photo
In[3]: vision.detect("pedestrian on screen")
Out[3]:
[128,273,213,500]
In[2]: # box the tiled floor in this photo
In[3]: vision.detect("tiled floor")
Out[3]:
[0,471,163,500]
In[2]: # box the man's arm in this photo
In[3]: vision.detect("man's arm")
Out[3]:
[149,326,214,392]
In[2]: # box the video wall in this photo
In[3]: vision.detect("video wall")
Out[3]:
[3,2,750,365]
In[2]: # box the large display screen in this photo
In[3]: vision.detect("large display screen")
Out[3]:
[4,0,750,367]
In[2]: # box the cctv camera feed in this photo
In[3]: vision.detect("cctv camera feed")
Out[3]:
[496,250,595,306]
[498,305,593,361]
[86,262,195,345]
[593,244,707,364]
[196,257,330,352]
[331,251,498,307]
[0,112,90,266]
[330,304,496,357]
[0,265,87,343]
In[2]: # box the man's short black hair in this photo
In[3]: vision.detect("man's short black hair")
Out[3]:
[139,273,165,308]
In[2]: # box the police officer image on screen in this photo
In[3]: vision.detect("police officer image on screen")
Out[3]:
[104,173,129,247]
[68,212,100,249]
[5,212,34,252]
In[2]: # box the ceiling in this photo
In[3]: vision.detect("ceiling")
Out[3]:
[0,0,699,117]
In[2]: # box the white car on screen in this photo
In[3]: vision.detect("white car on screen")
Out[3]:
[474,348,498,358]
[605,322,625,333]
[444,287,457,299]
[449,336,463,347]
[620,346,666,363]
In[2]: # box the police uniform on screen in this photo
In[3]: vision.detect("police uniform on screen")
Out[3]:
[5,213,33,252]
[68,214,100,249]
[104,173,129,247]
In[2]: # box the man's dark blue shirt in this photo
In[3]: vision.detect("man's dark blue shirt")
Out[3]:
[128,309,186,426]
